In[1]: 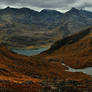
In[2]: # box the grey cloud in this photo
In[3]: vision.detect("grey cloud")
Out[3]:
[0,0,92,12]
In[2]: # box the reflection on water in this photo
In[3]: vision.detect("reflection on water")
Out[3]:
[11,48,48,56]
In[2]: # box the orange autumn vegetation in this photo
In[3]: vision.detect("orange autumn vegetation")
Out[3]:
[0,27,92,91]
[0,44,90,82]
[43,27,92,69]
[0,80,43,92]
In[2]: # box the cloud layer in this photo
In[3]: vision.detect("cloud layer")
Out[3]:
[0,0,92,12]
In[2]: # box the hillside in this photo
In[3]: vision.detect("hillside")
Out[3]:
[52,8,92,38]
[0,7,63,49]
[0,27,92,80]
[0,27,92,91]
[0,7,92,49]
[0,44,91,92]
[0,44,89,81]
[44,27,92,69]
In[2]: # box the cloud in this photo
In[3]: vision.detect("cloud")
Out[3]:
[0,0,76,8]
[0,0,92,12]
[70,0,92,9]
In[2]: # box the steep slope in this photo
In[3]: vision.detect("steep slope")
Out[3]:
[0,7,63,49]
[52,8,92,38]
[44,27,92,69]
[0,42,90,83]
[0,27,92,91]
[0,7,63,29]
[1,7,92,49]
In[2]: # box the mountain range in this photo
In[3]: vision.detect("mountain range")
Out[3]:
[0,7,92,49]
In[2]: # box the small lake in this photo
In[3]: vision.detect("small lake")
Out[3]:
[62,63,92,77]
[11,48,48,56]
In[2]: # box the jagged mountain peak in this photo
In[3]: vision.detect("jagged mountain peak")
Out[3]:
[66,7,80,15]
[5,6,11,9]
[4,6,18,10]
[70,7,79,11]
[40,9,63,14]
[20,7,38,12]
[4,7,39,13]
[41,9,58,12]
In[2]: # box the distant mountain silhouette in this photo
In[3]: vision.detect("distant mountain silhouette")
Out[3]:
[0,7,64,49]
[0,7,92,49]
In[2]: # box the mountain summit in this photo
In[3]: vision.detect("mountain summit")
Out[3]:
[52,7,92,39]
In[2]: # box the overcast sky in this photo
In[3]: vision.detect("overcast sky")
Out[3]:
[0,0,92,12]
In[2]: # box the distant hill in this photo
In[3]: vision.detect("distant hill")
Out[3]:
[0,7,92,49]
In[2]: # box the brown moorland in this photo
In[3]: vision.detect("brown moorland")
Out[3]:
[43,27,92,69]
[0,27,92,91]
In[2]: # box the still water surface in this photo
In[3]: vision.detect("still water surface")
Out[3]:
[11,48,48,56]
[62,63,92,76]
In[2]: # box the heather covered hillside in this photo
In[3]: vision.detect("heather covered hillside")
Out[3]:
[44,27,92,69]
[0,27,92,91]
